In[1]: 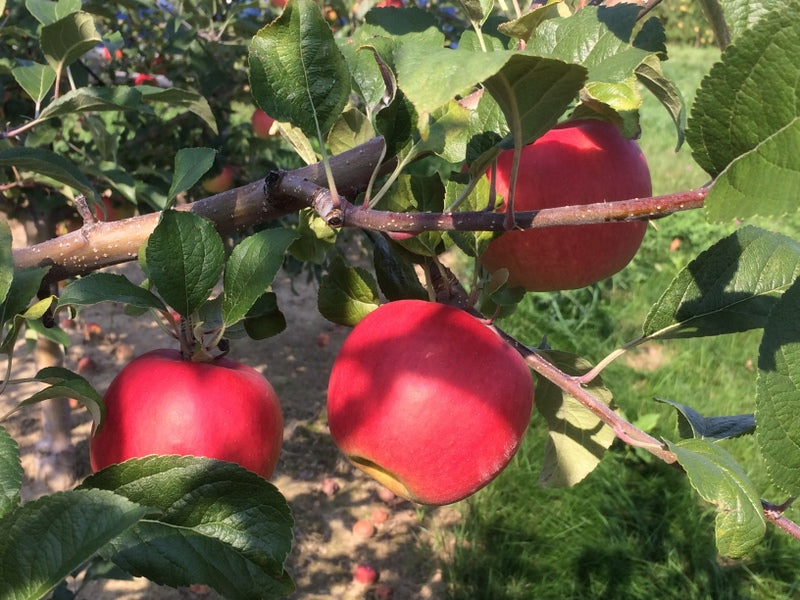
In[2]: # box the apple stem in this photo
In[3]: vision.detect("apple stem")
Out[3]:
[74,195,97,226]
[575,336,649,384]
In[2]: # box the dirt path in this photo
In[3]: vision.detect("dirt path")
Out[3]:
[2,261,459,599]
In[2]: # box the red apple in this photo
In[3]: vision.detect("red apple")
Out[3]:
[353,564,378,585]
[133,73,156,86]
[327,300,533,505]
[352,519,375,538]
[376,0,404,6]
[371,507,389,524]
[251,108,276,138]
[480,119,652,291]
[90,349,283,478]
[202,165,235,194]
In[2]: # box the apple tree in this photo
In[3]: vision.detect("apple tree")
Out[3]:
[3,0,800,597]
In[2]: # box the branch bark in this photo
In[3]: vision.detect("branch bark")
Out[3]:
[12,135,707,284]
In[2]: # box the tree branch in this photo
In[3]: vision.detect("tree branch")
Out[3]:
[12,137,389,281]
[13,135,707,283]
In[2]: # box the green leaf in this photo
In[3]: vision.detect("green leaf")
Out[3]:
[336,34,389,115]
[37,86,149,122]
[497,0,567,41]
[366,231,428,302]
[58,273,166,313]
[525,5,664,83]
[635,54,686,150]
[687,10,800,221]
[444,175,495,258]
[668,438,765,558]
[318,255,380,326]
[80,456,294,599]
[458,0,494,26]
[0,221,12,306]
[11,62,56,105]
[0,489,149,600]
[757,276,800,495]
[642,226,800,339]
[705,121,800,222]
[535,350,616,488]
[167,147,217,204]
[40,11,102,73]
[288,209,337,264]
[2,367,105,427]
[145,210,225,317]
[655,398,755,440]
[222,228,299,326]
[482,54,587,148]
[0,268,50,322]
[26,0,82,26]
[242,293,286,340]
[376,174,445,257]
[394,46,506,120]
[327,108,376,156]
[0,147,96,200]
[720,0,794,43]
[0,426,22,519]
[248,0,351,140]
[138,87,218,134]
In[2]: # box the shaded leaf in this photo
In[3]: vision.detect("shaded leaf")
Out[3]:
[367,231,428,302]
[40,11,102,73]
[757,276,800,495]
[2,367,104,427]
[138,87,218,134]
[535,350,616,488]
[0,426,22,519]
[0,147,96,200]
[11,62,56,105]
[635,55,686,150]
[0,221,12,306]
[655,398,755,440]
[38,86,149,122]
[643,226,800,339]
[26,0,81,25]
[318,255,380,326]
[58,273,166,313]
[668,438,765,557]
[242,293,286,340]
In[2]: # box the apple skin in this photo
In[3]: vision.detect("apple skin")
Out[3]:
[90,349,283,479]
[326,300,534,505]
[480,119,652,292]
[251,108,276,138]
[202,165,235,194]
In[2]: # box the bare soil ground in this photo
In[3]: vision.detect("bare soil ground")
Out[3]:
[2,259,460,600]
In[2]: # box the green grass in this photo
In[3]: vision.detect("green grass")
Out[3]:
[441,45,800,600]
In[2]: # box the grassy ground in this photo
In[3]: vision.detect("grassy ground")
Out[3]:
[441,45,800,599]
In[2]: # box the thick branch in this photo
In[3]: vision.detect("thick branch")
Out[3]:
[12,137,389,281]
[14,135,707,282]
